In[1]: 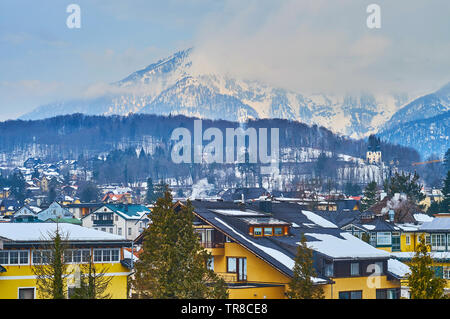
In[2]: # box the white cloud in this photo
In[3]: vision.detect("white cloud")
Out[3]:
[189,0,450,96]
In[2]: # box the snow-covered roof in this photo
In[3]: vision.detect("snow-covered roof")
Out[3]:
[395,223,420,232]
[215,217,327,284]
[304,232,391,259]
[420,217,450,231]
[413,213,434,223]
[387,258,411,278]
[211,209,265,217]
[0,223,128,242]
[301,210,338,228]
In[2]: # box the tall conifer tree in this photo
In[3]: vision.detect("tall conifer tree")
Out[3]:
[287,234,324,299]
[133,190,228,298]
[408,234,446,299]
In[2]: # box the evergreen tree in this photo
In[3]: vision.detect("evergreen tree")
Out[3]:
[287,234,324,299]
[440,170,450,214]
[48,187,57,203]
[427,201,442,215]
[9,171,26,204]
[384,171,425,204]
[360,181,378,212]
[145,177,155,203]
[344,182,362,196]
[361,232,371,244]
[78,182,100,202]
[444,148,450,171]
[132,190,228,299]
[69,257,112,299]
[408,234,446,299]
[32,224,71,299]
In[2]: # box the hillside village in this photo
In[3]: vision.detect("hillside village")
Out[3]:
[0,150,448,299]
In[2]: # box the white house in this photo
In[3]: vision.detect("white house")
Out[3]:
[81,204,151,240]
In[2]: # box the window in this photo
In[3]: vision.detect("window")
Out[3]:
[376,288,399,299]
[443,267,450,279]
[405,235,410,245]
[370,232,377,246]
[339,291,362,299]
[274,227,283,236]
[254,227,262,236]
[324,261,334,277]
[392,233,401,251]
[377,232,391,246]
[0,250,29,265]
[18,288,35,299]
[64,249,90,263]
[115,215,118,221]
[118,228,122,236]
[207,257,214,271]
[109,228,113,234]
[374,261,384,275]
[227,257,247,281]
[82,250,91,263]
[227,257,237,273]
[431,234,446,251]
[93,248,120,263]
[101,228,106,232]
[426,235,431,245]
[263,227,273,236]
[128,228,132,236]
[32,250,52,265]
[351,263,360,276]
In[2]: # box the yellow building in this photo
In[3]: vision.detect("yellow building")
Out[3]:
[185,200,407,299]
[391,216,450,296]
[0,223,132,299]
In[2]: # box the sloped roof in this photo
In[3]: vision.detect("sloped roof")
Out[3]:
[105,204,150,220]
[0,223,128,242]
[420,217,450,232]
[188,200,393,282]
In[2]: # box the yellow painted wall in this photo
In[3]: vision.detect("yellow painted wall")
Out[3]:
[323,276,400,299]
[0,253,129,299]
[228,286,286,299]
[211,242,401,299]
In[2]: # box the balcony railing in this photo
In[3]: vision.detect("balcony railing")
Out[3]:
[200,242,224,249]
[216,272,239,282]
[93,219,114,226]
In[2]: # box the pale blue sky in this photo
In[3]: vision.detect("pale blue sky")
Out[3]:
[0,0,449,120]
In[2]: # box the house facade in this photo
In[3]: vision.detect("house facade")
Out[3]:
[0,223,132,299]
[184,200,407,299]
[37,201,74,221]
[81,204,151,240]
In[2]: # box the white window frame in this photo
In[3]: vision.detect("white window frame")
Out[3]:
[405,235,410,245]
[377,232,391,246]
[17,287,36,299]
[93,248,120,263]
[0,250,29,265]
[64,249,92,264]
[431,234,446,251]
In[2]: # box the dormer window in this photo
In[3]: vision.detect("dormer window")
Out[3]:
[254,227,263,236]
[263,227,273,236]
